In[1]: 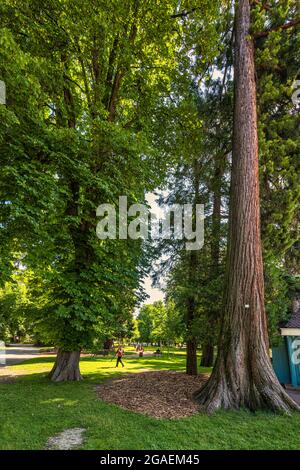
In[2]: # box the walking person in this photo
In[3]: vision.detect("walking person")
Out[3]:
[115,346,125,368]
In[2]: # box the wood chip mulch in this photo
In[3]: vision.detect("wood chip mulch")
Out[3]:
[96,370,209,419]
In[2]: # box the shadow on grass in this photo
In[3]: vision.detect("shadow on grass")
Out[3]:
[0,353,212,387]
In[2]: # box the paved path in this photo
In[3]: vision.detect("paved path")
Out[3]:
[0,344,41,367]
[287,389,300,406]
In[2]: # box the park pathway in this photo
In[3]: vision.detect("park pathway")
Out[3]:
[0,343,41,367]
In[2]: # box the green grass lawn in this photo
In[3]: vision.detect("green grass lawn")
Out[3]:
[1,351,300,450]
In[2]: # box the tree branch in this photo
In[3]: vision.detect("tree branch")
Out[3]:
[107,5,138,122]
[171,8,198,18]
[77,46,93,112]
[251,0,272,13]
[254,17,300,39]
[64,74,85,94]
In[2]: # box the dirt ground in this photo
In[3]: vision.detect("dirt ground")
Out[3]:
[96,370,209,419]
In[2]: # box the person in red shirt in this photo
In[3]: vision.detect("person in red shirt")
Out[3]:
[115,346,125,368]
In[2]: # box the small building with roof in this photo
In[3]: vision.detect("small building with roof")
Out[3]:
[272,297,300,389]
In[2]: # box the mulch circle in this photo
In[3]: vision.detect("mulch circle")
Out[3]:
[96,370,209,419]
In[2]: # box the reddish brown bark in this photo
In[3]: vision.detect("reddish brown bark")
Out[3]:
[195,0,299,412]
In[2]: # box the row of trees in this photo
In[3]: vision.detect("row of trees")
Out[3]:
[137,301,183,346]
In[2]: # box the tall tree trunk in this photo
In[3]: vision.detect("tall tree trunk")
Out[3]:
[201,152,225,369]
[186,266,198,375]
[186,337,198,376]
[49,349,82,382]
[210,157,222,272]
[185,162,201,376]
[200,342,214,368]
[195,0,299,412]
[50,59,86,383]
[103,338,114,351]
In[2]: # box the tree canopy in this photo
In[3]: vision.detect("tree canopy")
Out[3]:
[1,0,300,412]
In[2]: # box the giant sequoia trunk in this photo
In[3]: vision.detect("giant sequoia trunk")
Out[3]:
[49,350,82,382]
[195,0,299,412]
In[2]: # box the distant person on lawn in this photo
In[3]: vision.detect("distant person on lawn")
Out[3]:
[115,346,125,368]
[139,346,144,357]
